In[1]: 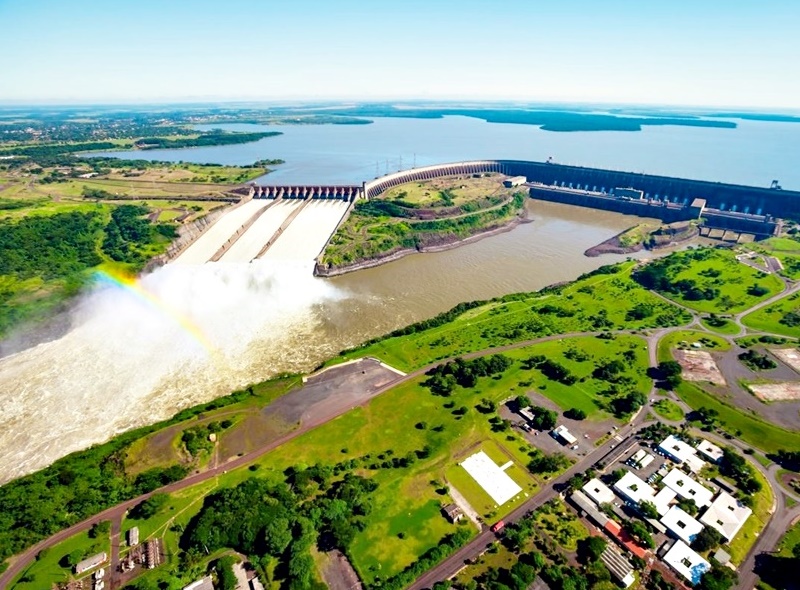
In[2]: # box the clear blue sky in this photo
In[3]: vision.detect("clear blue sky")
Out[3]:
[1,0,798,108]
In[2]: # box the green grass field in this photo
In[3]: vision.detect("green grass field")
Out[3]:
[10,530,108,590]
[126,333,648,585]
[742,291,800,338]
[445,439,536,520]
[699,316,741,335]
[725,467,772,564]
[644,248,784,314]
[754,237,800,280]
[658,332,800,452]
[656,330,731,363]
[673,381,800,453]
[338,262,690,373]
[652,399,684,421]
[533,499,589,552]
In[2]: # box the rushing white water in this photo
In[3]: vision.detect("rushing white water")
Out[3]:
[0,261,346,483]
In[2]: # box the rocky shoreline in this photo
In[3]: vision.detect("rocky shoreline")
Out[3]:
[584,222,700,257]
[314,215,531,277]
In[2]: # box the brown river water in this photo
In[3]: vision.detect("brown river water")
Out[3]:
[0,201,656,483]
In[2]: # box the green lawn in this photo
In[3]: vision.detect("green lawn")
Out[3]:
[10,530,108,590]
[699,316,741,335]
[339,262,690,373]
[652,399,684,421]
[724,466,773,564]
[445,439,537,520]
[132,334,648,585]
[533,499,589,552]
[656,330,731,363]
[641,248,784,314]
[742,291,800,338]
[673,380,800,454]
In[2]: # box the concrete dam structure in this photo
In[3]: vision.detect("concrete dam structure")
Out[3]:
[172,191,351,265]
[175,159,797,266]
[249,184,361,200]
[362,160,796,236]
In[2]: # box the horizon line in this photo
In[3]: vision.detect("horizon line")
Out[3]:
[0,98,799,115]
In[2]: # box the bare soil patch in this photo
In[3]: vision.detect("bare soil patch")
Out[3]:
[675,349,726,385]
[319,549,363,590]
[771,348,800,374]
[748,382,800,402]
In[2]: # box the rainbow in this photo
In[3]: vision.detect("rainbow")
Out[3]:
[92,268,216,355]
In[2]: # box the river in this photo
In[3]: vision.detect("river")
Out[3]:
[2,114,798,483]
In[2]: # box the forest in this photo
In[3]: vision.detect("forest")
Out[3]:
[133,131,281,150]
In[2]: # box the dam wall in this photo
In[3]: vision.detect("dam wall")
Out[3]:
[529,185,778,236]
[362,159,800,218]
[250,185,361,201]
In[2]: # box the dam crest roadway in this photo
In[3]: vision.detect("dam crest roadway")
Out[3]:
[170,159,799,267]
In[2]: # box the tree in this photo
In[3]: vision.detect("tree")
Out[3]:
[130,493,169,520]
[528,453,569,475]
[677,497,698,516]
[564,408,587,421]
[639,501,659,519]
[624,520,655,549]
[515,395,531,409]
[215,556,238,590]
[66,549,85,567]
[697,563,737,590]
[88,520,110,539]
[577,536,607,564]
[692,526,723,552]
[530,406,557,430]
[658,361,683,378]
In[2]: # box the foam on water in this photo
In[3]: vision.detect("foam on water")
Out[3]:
[0,260,347,483]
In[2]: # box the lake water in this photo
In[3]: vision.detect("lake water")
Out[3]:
[93,115,800,189]
[3,115,799,482]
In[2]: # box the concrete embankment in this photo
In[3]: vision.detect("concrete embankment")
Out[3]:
[314,216,530,278]
[172,199,270,264]
[260,200,350,262]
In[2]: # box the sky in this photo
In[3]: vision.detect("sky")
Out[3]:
[1,0,798,109]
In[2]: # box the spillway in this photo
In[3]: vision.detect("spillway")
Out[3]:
[173,199,272,264]
[260,200,350,262]
[219,199,305,263]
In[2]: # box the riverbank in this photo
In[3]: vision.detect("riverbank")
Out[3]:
[584,221,700,257]
[315,212,531,277]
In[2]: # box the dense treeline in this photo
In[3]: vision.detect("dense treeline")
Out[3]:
[0,385,267,562]
[102,204,176,263]
[182,473,378,589]
[424,355,513,393]
[134,131,281,150]
[0,445,186,562]
[0,211,103,280]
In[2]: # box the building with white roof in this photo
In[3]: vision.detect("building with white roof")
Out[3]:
[661,506,705,544]
[553,424,577,445]
[663,540,711,585]
[582,478,615,506]
[652,486,677,516]
[613,471,656,505]
[662,468,713,508]
[697,440,724,464]
[658,435,706,472]
[700,491,752,541]
[629,449,655,469]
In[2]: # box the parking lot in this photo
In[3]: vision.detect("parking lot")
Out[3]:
[499,390,618,459]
